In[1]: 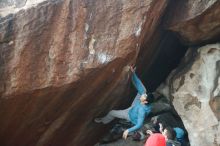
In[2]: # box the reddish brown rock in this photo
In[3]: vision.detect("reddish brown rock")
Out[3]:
[166,0,220,45]
[0,0,170,146]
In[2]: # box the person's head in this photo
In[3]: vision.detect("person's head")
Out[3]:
[141,92,154,104]
[140,93,148,104]
[162,126,176,140]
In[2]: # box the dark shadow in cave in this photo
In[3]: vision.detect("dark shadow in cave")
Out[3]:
[139,31,187,92]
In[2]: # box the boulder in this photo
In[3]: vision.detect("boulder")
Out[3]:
[159,43,220,146]
[166,0,220,45]
[0,0,170,146]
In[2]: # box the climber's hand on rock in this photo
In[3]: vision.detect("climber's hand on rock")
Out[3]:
[130,65,136,73]
[123,129,129,139]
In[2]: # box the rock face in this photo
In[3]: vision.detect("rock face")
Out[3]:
[160,44,220,146]
[0,0,171,146]
[166,0,220,45]
[0,0,27,8]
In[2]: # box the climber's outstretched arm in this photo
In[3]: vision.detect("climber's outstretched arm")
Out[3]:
[130,66,146,95]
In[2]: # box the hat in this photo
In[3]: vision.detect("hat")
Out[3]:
[145,133,166,146]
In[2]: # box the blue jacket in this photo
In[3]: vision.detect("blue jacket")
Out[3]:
[128,72,152,132]
[131,72,146,95]
[128,98,151,132]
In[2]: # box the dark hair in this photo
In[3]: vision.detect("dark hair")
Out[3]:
[165,126,176,140]
[146,92,154,104]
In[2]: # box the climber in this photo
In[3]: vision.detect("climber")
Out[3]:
[94,66,154,139]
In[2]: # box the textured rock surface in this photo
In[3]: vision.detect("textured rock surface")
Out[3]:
[0,0,46,16]
[166,0,220,45]
[0,0,170,146]
[0,0,27,8]
[159,44,220,146]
